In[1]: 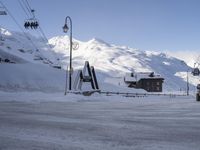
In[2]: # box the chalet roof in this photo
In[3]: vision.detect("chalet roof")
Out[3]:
[124,72,164,82]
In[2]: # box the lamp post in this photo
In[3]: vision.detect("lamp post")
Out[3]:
[180,61,190,96]
[63,16,72,91]
[186,69,189,96]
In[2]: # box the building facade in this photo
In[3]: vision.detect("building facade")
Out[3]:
[124,72,164,92]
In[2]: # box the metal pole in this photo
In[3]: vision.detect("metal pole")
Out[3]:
[64,66,68,95]
[65,16,72,90]
[69,17,72,91]
[187,70,189,96]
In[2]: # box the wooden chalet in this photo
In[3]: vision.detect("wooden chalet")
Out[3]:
[124,72,164,92]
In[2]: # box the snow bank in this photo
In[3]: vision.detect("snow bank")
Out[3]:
[0,63,65,92]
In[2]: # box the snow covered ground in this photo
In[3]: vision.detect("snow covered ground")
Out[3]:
[0,92,200,150]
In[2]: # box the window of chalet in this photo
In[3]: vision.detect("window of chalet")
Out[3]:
[156,87,160,91]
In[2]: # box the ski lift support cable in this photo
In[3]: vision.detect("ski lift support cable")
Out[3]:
[22,0,34,18]
[19,0,48,44]
[18,0,54,63]
[22,0,52,48]
[17,0,61,67]
[18,0,30,18]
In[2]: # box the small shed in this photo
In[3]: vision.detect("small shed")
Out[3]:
[124,72,164,92]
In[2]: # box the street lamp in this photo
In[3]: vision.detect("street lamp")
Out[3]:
[63,16,73,91]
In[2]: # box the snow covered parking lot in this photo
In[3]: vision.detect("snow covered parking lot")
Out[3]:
[0,93,200,150]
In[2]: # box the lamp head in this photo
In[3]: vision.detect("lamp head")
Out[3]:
[63,24,69,33]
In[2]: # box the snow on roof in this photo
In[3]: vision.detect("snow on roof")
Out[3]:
[125,72,164,82]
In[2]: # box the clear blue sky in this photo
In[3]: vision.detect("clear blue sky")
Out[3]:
[1,0,200,51]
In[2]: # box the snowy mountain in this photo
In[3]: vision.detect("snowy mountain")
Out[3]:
[49,36,199,92]
[166,50,200,67]
[0,27,199,93]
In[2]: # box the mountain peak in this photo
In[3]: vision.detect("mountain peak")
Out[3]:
[88,38,110,46]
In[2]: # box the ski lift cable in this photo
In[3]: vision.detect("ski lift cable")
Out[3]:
[38,26,62,66]
[18,0,45,43]
[21,0,61,66]
[29,5,61,65]
[18,0,54,62]
[36,29,48,43]
[36,28,53,49]
[22,0,53,48]
[18,0,30,18]
[0,1,40,52]
[38,26,56,50]
[18,1,47,58]
[24,0,36,19]
[38,26,50,44]
[21,0,33,18]
[37,24,61,66]
[21,0,53,44]
[20,0,51,46]
[27,2,60,64]
[0,1,48,65]
[24,0,32,13]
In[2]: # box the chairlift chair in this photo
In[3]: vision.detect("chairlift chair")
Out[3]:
[52,59,62,69]
[192,68,200,76]
[24,18,39,29]
[192,63,200,76]
[53,65,62,69]
[197,84,200,90]
[0,7,7,15]
[33,55,43,61]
